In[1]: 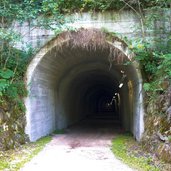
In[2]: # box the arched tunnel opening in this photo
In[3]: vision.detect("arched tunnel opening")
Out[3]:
[25,29,144,142]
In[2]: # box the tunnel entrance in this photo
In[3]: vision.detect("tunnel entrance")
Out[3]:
[25,29,144,142]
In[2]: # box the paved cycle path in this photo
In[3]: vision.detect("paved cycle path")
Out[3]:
[21,120,134,171]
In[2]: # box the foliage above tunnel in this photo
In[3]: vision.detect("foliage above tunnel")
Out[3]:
[27,0,171,13]
[1,0,170,24]
[49,0,171,13]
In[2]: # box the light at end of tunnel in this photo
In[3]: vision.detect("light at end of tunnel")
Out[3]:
[119,83,123,88]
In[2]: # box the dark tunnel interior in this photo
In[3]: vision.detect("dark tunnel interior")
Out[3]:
[65,70,121,122]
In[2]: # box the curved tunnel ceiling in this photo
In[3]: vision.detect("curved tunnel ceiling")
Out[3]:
[25,29,144,142]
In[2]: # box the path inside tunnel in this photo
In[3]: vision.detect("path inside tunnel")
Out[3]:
[21,119,134,171]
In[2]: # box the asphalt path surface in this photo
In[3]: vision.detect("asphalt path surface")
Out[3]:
[21,119,134,171]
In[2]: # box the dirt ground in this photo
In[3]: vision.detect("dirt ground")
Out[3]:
[20,119,135,171]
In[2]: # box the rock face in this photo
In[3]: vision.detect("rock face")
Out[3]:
[166,106,171,122]
[0,101,26,150]
[143,86,171,163]
[157,143,171,163]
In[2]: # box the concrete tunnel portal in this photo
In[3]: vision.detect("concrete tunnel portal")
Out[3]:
[25,29,144,142]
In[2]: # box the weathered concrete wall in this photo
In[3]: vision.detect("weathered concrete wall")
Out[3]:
[25,29,144,142]
[15,10,171,49]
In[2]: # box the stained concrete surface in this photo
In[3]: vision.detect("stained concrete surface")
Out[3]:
[21,119,135,171]
[25,29,144,142]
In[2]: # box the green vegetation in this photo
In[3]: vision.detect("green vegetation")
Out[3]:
[129,39,171,97]
[28,0,171,13]
[0,47,32,150]
[0,136,51,171]
[112,135,159,171]
[0,0,66,150]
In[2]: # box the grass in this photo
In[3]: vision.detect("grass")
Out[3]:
[112,134,160,171]
[0,136,51,171]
